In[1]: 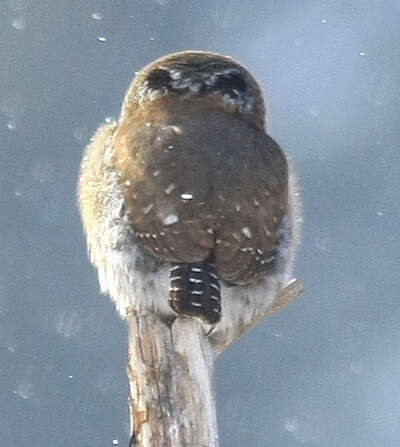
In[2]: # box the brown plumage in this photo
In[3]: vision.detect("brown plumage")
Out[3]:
[79,51,297,324]
[115,95,288,284]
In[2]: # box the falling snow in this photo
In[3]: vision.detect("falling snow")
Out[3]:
[91,12,103,20]
[11,16,25,30]
[163,213,179,225]
[241,226,252,239]
[180,193,193,200]
[165,183,175,194]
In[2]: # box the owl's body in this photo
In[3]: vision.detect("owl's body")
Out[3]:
[78,51,300,329]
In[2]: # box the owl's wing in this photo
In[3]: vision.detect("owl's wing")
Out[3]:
[213,131,288,284]
[113,104,288,285]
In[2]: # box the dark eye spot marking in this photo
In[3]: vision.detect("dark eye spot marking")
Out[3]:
[147,69,171,90]
[215,72,247,94]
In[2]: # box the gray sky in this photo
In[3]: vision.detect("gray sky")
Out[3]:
[1,1,400,446]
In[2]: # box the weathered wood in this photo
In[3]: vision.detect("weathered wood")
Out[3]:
[211,279,304,355]
[126,279,303,446]
[126,312,218,447]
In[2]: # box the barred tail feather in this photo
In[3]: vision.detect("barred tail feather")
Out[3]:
[169,260,221,324]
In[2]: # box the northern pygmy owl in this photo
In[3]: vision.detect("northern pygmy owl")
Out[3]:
[78,51,301,327]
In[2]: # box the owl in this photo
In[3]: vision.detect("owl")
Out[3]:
[78,51,301,330]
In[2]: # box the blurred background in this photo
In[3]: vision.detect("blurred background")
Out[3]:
[1,0,399,445]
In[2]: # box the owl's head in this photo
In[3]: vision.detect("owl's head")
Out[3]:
[122,51,266,130]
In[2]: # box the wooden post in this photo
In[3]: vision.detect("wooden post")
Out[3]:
[126,279,303,446]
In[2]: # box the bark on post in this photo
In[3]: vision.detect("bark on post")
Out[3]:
[126,279,303,446]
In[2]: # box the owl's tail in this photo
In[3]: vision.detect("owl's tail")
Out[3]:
[169,259,221,324]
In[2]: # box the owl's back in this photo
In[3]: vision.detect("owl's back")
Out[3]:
[114,96,288,284]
